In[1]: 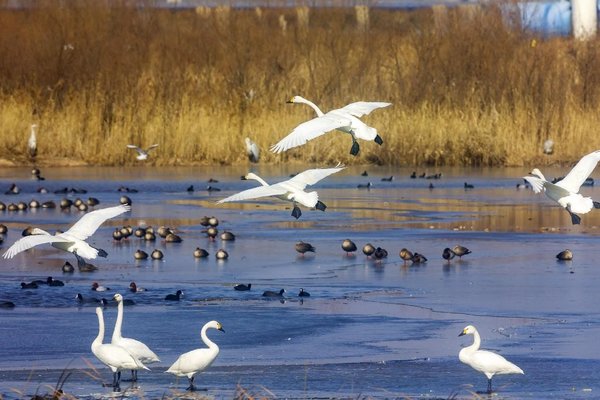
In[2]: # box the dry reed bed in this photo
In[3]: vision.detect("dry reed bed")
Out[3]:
[0,1,600,167]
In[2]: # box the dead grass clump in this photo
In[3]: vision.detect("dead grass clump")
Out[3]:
[0,2,600,166]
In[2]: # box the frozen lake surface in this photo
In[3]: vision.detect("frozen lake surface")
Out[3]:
[1,165,600,399]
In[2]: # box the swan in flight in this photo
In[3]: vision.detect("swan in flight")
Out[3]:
[92,307,149,392]
[217,164,344,219]
[524,149,600,224]
[166,320,225,391]
[28,124,37,159]
[271,96,391,156]
[127,144,159,161]
[459,325,524,394]
[2,204,130,260]
[111,293,160,381]
[245,137,260,163]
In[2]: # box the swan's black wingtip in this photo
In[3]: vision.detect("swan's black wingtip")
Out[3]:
[349,142,360,156]
[374,135,383,145]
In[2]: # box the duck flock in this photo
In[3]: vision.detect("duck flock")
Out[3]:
[1,99,600,396]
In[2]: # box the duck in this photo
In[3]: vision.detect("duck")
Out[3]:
[151,249,164,260]
[341,239,357,255]
[298,288,311,297]
[399,248,413,265]
[165,233,182,243]
[271,96,391,156]
[134,249,148,260]
[206,227,218,241]
[556,249,573,261]
[443,248,456,263]
[362,243,375,257]
[295,241,315,256]
[62,261,75,273]
[464,182,475,189]
[233,283,251,291]
[76,254,98,272]
[92,282,110,292]
[262,289,285,298]
[129,282,146,292]
[220,231,235,241]
[76,293,100,304]
[411,252,428,264]
[357,182,372,189]
[46,277,64,287]
[215,249,229,260]
[453,245,472,258]
[165,290,184,301]
[21,281,38,289]
[373,247,388,261]
[166,320,224,391]
[458,325,524,394]
[193,248,209,258]
[0,301,15,308]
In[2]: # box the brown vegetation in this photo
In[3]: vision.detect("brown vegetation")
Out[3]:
[0,1,599,167]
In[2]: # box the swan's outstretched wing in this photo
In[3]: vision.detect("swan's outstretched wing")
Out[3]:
[286,165,345,190]
[2,234,72,259]
[65,205,131,241]
[556,150,600,193]
[217,185,288,203]
[523,175,545,194]
[270,114,351,153]
[340,102,392,118]
[145,144,159,153]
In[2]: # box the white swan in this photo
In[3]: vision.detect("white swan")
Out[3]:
[523,149,600,224]
[2,204,131,260]
[271,96,391,156]
[166,320,225,391]
[217,164,344,219]
[91,307,149,392]
[127,144,159,161]
[245,137,259,163]
[28,124,37,158]
[111,293,160,381]
[459,325,524,394]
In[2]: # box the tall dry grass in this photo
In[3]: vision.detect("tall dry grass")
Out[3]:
[1,1,600,167]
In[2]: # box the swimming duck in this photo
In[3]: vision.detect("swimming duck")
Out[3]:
[298,288,311,297]
[233,283,251,291]
[46,277,64,287]
[165,290,184,301]
[129,282,146,292]
[92,282,110,292]
[262,289,285,297]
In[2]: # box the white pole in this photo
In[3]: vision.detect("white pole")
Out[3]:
[572,0,598,40]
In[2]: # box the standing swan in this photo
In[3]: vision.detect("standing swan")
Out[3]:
[217,165,344,219]
[523,149,600,224]
[271,96,391,156]
[166,320,225,391]
[111,293,160,381]
[91,307,148,392]
[459,325,524,394]
[2,205,130,260]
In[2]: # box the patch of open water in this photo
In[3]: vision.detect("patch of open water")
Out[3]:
[0,165,599,399]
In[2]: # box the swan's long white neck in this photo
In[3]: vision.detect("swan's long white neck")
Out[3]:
[297,97,325,117]
[201,325,219,351]
[465,330,481,353]
[93,309,105,348]
[112,300,124,342]
[247,173,270,187]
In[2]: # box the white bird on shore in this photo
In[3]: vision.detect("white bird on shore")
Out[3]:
[217,164,344,219]
[127,144,159,161]
[245,137,260,163]
[111,293,160,381]
[28,124,37,158]
[523,149,600,224]
[92,307,149,392]
[2,204,130,260]
[271,96,391,156]
[166,320,225,391]
[459,325,524,394]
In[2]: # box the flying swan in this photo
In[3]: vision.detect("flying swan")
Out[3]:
[459,325,524,394]
[111,293,160,381]
[127,144,159,161]
[166,320,225,391]
[271,96,391,156]
[217,164,344,219]
[2,204,131,260]
[523,149,600,224]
